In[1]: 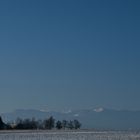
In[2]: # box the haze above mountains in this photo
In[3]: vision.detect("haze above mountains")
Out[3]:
[1,107,140,130]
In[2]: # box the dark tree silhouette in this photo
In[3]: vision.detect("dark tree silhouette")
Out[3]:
[68,120,74,129]
[0,116,11,130]
[44,116,55,129]
[73,119,81,129]
[30,118,38,129]
[14,118,38,130]
[62,120,68,129]
[0,116,5,130]
[0,116,82,130]
[56,121,62,129]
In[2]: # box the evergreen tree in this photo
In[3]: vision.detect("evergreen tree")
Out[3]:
[56,121,62,129]
[44,116,55,129]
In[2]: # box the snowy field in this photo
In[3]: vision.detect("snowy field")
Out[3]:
[0,130,140,140]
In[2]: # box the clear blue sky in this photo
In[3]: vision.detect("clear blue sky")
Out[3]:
[0,0,140,112]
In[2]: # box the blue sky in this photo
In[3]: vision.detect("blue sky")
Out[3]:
[0,0,140,112]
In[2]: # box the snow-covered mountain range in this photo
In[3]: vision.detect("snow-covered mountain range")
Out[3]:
[1,108,140,130]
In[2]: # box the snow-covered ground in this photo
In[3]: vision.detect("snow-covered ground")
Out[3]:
[0,130,140,140]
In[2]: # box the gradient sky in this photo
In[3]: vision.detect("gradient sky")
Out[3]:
[0,0,140,112]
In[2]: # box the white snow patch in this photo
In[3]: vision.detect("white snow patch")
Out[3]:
[94,107,104,112]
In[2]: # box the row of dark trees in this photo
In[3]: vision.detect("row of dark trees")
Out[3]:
[0,117,11,130]
[0,116,81,130]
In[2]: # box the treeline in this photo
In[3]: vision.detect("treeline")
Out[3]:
[0,116,81,130]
